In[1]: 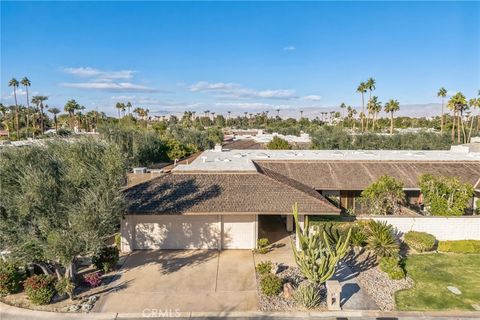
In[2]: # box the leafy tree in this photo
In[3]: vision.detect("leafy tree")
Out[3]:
[266,136,291,150]
[0,138,126,281]
[360,175,405,215]
[419,174,474,216]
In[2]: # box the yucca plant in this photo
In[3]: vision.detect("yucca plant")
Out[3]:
[292,203,351,284]
[294,282,322,309]
[365,220,399,258]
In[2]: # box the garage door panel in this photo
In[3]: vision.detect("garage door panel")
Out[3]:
[133,216,220,249]
[222,215,255,249]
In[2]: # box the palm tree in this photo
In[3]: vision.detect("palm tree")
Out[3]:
[356,82,367,132]
[347,106,357,130]
[467,97,479,142]
[448,92,467,143]
[20,77,31,137]
[64,99,81,129]
[339,102,346,118]
[366,77,376,101]
[126,101,132,115]
[384,99,400,134]
[367,96,382,131]
[115,102,125,118]
[227,111,231,119]
[48,107,61,131]
[0,103,10,137]
[276,109,281,117]
[365,78,376,131]
[437,87,447,133]
[300,110,304,119]
[8,78,20,138]
[31,95,48,134]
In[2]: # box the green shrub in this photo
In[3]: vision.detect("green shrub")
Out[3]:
[256,261,273,275]
[114,233,122,250]
[404,231,436,252]
[379,257,405,280]
[294,282,322,309]
[350,226,368,247]
[260,274,283,297]
[438,240,480,254]
[0,261,23,296]
[255,238,270,254]
[55,277,75,299]
[92,246,119,273]
[366,220,399,258]
[24,275,56,305]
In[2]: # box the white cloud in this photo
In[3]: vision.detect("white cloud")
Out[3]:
[302,95,322,101]
[283,45,296,51]
[63,67,135,80]
[61,66,158,93]
[188,81,298,100]
[61,81,157,92]
[189,81,237,92]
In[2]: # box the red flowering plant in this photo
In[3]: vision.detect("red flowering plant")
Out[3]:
[83,272,102,287]
[24,275,56,305]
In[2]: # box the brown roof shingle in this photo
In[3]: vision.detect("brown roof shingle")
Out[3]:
[255,160,480,190]
[125,172,340,215]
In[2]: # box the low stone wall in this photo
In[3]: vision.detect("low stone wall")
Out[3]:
[357,216,480,240]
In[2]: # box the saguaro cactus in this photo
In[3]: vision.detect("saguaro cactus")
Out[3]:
[292,203,351,284]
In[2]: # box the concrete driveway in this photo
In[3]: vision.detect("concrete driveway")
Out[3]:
[93,250,258,313]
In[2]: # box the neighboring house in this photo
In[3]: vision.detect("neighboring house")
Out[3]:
[121,147,480,252]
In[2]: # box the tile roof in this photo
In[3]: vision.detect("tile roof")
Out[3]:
[125,172,340,215]
[254,160,480,190]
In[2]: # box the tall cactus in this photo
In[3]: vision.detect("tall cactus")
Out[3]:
[292,203,351,284]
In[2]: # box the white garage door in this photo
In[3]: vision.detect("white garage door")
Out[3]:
[133,215,220,249]
[222,215,255,249]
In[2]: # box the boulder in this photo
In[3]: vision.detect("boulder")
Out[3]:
[283,282,295,299]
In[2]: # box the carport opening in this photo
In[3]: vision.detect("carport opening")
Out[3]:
[258,215,291,245]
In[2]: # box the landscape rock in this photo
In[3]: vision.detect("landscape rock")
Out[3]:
[68,304,81,312]
[447,286,462,295]
[81,303,93,312]
[270,263,281,274]
[88,295,99,303]
[283,282,295,299]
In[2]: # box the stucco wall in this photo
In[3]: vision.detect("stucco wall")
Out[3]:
[357,216,480,240]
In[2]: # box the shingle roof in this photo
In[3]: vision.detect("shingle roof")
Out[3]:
[254,160,480,190]
[125,172,340,215]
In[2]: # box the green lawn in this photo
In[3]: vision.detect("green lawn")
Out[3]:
[395,253,480,311]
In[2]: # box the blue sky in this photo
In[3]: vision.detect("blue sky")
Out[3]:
[1,1,479,117]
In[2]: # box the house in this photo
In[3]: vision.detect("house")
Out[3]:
[121,147,480,252]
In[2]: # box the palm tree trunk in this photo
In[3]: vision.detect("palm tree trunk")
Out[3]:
[451,112,456,143]
[390,112,394,134]
[40,103,44,135]
[13,88,19,139]
[467,112,475,143]
[54,115,58,131]
[361,93,365,132]
[457,112,461,144]
[25,87,30,138]
[460,112,467,144]
[440,98,444,133]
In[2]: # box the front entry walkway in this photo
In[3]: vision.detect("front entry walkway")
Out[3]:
[93,250,257,313]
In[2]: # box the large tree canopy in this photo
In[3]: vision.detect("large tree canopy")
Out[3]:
[0,138,126,279]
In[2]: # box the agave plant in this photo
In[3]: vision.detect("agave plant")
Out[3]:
[365,220,399,258]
